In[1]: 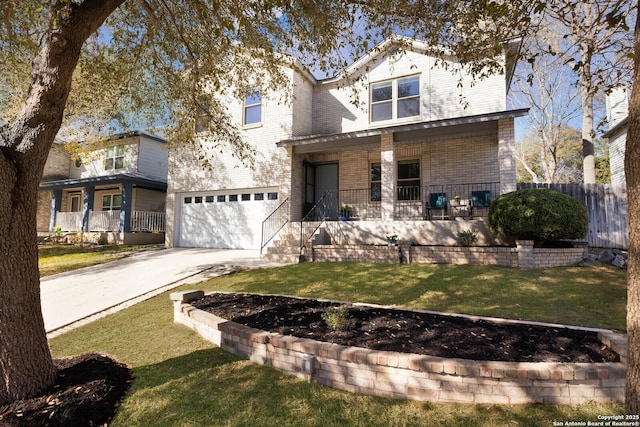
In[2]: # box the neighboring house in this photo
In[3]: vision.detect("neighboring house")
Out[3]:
[38,131,168,245]
[604,87,629,186]
[166,36,527,256]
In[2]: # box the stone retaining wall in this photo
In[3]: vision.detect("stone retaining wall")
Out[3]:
[172,291,626,404]
[311,240,588,268]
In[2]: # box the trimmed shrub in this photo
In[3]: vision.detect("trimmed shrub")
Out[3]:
[488,188,588,244]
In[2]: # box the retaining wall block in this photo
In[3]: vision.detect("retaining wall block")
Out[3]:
[172,292,627,404]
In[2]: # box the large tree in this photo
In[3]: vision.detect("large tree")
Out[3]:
[0,0,529,405]
[510,33,583,183]
[528,1,634,184]
[1,0,638,414]
[626,11,640,413]
[515,126,583,183]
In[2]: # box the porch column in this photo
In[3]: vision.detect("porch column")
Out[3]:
[82,186,95,231]
[498,118,517,194]
[380,133,396,220]
[120,182,133,233]
[49,189,62,232]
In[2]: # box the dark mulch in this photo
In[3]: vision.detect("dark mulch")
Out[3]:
[0,354,133,427]
[193,293,620,363]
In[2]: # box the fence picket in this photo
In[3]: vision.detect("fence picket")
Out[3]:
[517,183,628,249]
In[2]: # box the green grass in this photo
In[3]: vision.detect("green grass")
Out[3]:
[49,262,627,426]
[38,244,160,277]
[194,262,627,330]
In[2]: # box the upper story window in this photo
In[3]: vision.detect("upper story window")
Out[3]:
[243,88,262,126]
[105,145,125,170]
[370,76,420,123]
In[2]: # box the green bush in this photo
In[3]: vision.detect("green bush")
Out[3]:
[456,229,479,247]
[321,306,355,331]
[488,188,588,244]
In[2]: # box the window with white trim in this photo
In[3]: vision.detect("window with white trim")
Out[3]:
[104,145,125,170]
[370,76,420,123]
[397,159,420,201]
[102,194,122,211]
[243,87,262,126]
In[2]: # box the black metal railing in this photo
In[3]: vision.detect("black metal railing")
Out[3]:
[333,182,500,220]
[338,188,381,219]
[395,181,500,219]
[260,198,290,254]
[300,191,335,257]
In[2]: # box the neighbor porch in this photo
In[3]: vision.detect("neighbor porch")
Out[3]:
[39,173,166,244]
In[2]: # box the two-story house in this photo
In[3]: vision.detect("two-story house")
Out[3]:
[38,131,168,245]
[166,36,527,258]
[604,87,629,187]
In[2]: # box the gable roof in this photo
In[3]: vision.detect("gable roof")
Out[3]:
[602,117,628,139]
[317,34,521,92]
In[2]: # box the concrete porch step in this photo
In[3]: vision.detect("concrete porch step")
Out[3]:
[273,239,301,247]
[261,252,301,264]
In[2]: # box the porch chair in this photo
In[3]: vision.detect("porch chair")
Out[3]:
[426,192,448,220]
[471,190,491,216]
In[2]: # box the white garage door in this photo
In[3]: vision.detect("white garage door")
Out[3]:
[177,190,280,249]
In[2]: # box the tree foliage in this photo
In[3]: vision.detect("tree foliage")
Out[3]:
[0,0,636,412]
[520,0,634,183]
[0,0,532,152]
[0,0,535,405]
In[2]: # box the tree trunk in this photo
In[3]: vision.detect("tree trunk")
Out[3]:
[0,0,125,404]
[580,43,596,184]
[0,150,56,403]
[625,14,640,413]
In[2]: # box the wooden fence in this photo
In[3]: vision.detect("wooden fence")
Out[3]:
[517,183,628,250]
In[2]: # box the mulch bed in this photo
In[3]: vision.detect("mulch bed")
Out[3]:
[0,354,133,427]
[193,292,619,363]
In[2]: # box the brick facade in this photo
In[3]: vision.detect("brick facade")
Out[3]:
[168,36,523,249]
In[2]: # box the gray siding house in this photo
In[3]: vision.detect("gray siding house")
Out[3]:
[38,131,168,244]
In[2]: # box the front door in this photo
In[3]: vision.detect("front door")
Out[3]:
[303,162,338,219]
[315,163,338,219]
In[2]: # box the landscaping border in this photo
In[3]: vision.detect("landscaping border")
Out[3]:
[171,291,627,404]
[311,240,588,268]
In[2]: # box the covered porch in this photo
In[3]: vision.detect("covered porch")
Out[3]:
[279,109,526,226]
[39,173,167,244]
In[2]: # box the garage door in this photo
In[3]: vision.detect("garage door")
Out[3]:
[177,190,280,249]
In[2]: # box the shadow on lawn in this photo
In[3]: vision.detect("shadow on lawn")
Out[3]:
[213,263,626,330]
[116,347,624,427]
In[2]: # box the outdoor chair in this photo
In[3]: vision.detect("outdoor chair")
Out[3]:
[426,192,448,220]
[471,190,491,217]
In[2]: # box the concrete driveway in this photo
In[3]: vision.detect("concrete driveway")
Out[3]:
[41,247,286,336]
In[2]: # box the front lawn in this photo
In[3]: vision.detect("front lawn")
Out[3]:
[49,262,627,426]
[38,244,161,277]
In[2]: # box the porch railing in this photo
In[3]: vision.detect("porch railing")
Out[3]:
[260,198,290,254]
[55,210,166,232]
[338,188,381,219]
[300,191,334,257]
[89,210,121,232]
[131,211,166,232]
[395,182,500,219]
[55,212,83,232]
[334,182,500,220]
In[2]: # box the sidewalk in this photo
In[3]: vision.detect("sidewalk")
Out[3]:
[41,247,286,336]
